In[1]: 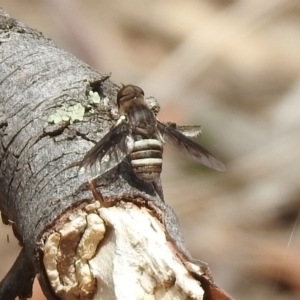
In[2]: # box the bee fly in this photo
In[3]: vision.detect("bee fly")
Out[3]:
[79,84,225,182]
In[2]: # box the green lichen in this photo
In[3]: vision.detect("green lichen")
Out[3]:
[88,90,101,105]
[88,91,110,108]
[48,103,85,125]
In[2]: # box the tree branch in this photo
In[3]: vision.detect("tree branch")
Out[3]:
[0,8,233,300]
[0,248,35,300]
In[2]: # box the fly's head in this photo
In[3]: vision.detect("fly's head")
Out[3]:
[117,85,145,115]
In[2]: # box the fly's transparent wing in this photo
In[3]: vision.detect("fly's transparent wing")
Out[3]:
[79,119,134,179]
[163,122,202,138]
[157,120,226,172]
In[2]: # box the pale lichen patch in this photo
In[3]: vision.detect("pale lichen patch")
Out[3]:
[48,103,85,125]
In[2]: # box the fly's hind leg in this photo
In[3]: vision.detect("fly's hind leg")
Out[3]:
[88,179,104,202]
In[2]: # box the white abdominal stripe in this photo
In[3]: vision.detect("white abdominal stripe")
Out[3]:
[132,139,162,151]
[131,158,162,167]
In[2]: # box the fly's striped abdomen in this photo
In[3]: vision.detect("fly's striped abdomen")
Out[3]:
[129,139,163,182]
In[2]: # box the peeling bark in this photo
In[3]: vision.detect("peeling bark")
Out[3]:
[0,8,233,300]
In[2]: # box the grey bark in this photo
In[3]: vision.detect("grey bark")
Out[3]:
[0,8,233,300]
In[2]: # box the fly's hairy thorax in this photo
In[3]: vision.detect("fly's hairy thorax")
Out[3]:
[124,100,157,137]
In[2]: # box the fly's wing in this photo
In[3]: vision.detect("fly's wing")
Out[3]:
[79,119,134,179]
[157,120,226,172]
[164,122,202,138]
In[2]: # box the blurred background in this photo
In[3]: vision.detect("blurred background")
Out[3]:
[1,0,300,299]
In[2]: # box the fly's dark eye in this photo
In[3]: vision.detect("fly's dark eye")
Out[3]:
[139,88,145,96]
[117,85,142,107]
[117,85,128,106]
[117,91,122,107]
[133,86,144,98]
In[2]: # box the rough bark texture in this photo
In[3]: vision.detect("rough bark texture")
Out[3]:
[0,8,233,300]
